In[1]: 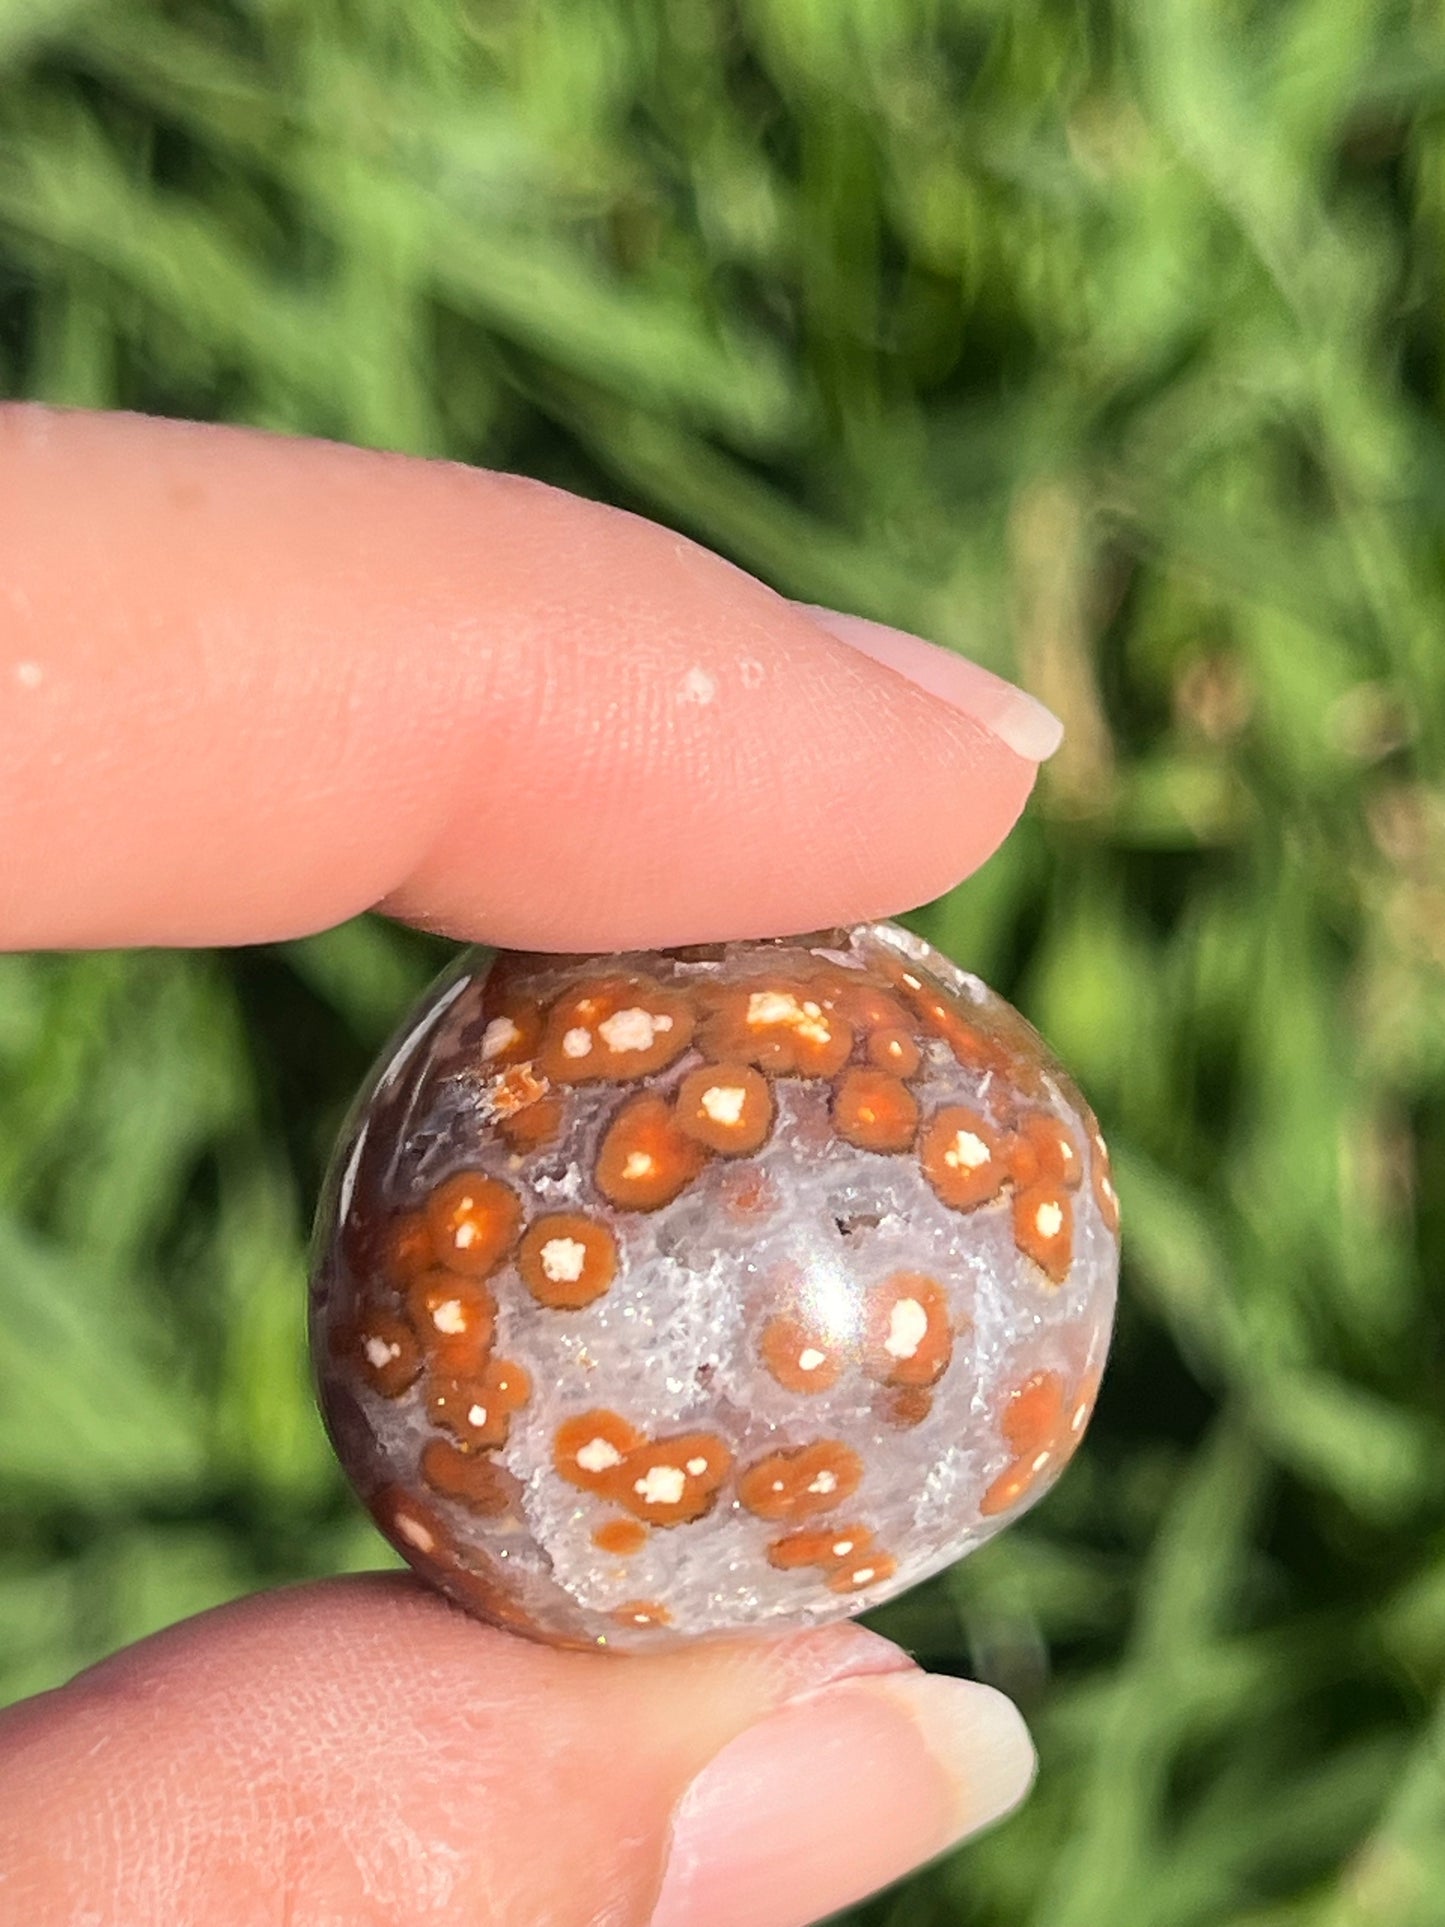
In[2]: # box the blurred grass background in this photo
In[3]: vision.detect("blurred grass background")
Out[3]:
[1,2,1443,1922]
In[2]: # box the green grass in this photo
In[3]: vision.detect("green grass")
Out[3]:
[2,4,1443,1922]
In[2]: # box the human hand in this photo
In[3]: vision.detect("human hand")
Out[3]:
[0,405,1056,1926]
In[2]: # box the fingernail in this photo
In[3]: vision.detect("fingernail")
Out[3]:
[798,602,1064,763]
[649,1672,1036,1927]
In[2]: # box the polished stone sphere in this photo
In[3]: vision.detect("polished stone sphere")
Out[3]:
[310,922,1119,1652]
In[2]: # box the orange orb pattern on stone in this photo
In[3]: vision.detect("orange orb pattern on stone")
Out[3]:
[312,921,1119,1652]
[595,1093,708,1210]
[768,1522,900,1594]
[517,1213,619,1310]
[674,1061,774,1155]
[424,1171,523,1276]
[739,1440,864,1521]
[345,1306,421,1398]
[538,977,696,1084]
[554,1409,733,1526]
[420,1437,523,1518]
[979,1366,1101,1516]
[863,1273,955,1388]
[404,1272,497,1375]
[865,1026,923,1076]
[759,1313,847,1393]
[833,1067,921,1153]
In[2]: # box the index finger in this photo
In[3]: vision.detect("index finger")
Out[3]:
[0,406,1054,951]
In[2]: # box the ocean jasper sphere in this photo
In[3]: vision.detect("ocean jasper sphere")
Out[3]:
[311,922,1119,1652]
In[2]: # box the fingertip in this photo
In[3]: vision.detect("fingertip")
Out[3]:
[1,410,1042,951]
[649,1669,1036,1927]
[0,1576,925,1927]
[795,603,1065,765]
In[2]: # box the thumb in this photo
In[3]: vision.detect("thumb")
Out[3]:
[0,1575,1034,1927]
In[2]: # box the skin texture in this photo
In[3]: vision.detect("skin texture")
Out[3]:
[0,1580,904,1925]
[0,407,1048,1927]
[0,405,1037,951]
